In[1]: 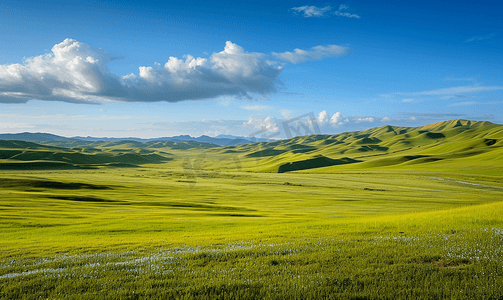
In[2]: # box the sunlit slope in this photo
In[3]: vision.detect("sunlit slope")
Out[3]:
[0,140,172,169]
[214,119,503,173]
[2,119,502,173]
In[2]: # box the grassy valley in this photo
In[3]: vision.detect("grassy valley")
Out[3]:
[1,119,502,299]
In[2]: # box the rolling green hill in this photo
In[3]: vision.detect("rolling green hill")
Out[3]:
[207,119,503,174]
[0,140,172,169]
[2,119,502,173]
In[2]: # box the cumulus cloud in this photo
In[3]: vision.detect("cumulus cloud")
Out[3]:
[272,44,351,64]
[307,111,345,128]
[0,39,283,104]
[317,110,329,125]
[306,110,329,127]
[329,112,342,126]
[381,116,391,122]
[291,5,332,17]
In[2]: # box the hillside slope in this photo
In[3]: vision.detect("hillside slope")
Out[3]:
[2,119,502,173]
[0,140,171,170]
[211,119,503,174]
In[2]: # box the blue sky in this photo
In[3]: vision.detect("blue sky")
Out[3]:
[1,0,502,138]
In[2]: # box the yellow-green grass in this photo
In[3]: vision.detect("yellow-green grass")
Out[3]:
[1,163,503,299]
[1,119,503,299]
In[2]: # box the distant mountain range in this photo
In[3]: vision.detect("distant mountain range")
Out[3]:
[0,132,274,146]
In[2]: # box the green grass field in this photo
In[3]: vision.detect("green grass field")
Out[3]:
[1,120,503,299]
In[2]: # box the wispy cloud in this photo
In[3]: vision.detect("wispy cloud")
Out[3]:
[444,77,477,82]
[400,112,466,118]
[448,100,503,107]
[272,44,352,64]
[0,121,36,132]
[395,85,503,96]
[280,109,293,119]
[280,91,303,96]
[242,105,272,111]
[333,11,361,18]
[448,101,478,106]
[439,94,467,100]
[355,117,374,123]
[0,113,136,121]
[291,5,332,17]
[334,4,360,18]
[291,4,360,19]
[464,33,495,43]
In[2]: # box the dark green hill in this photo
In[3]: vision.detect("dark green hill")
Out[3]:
[2,120,502,173]
[0,140,66,150]
[0,140,171,170]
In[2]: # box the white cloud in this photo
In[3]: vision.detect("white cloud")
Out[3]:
[334,4,360,18]
[291,5,332,17]
[244,115,279,131]
[381,116,391,122]
[272,44,352,64]
[334,11,360,18]
[465,33,495,43]
[291,4,360,19]
[317,110,329,125]
[355,117,374,123]
[329,112,342,126]
[0,39,283,104]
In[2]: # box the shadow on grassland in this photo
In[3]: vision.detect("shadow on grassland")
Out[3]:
[0,178,112,190]
[0,161,93,170]
[278,156,361,173]
[47,195,121,202]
